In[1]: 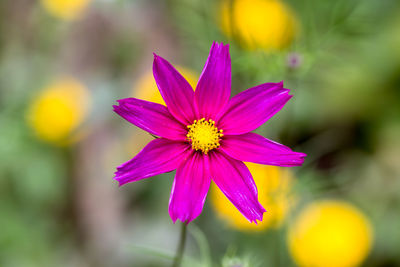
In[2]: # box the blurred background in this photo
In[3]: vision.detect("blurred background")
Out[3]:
[0,0,399,266]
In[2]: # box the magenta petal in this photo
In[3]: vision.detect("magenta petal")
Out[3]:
[114,98,187,141]
[169,152,211,223]
[195,42,231,119]
[217,82,291,135]
[221,133,306,167]
[153,54,196,124]
[114,139,190,186]
[209,151,266,223]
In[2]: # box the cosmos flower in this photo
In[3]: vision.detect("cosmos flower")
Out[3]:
[113,42,306,224]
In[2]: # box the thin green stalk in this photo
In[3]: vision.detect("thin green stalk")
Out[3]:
[189,224,211,267]
[172,222,188,267]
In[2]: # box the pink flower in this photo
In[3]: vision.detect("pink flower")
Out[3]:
[114,42,306,224]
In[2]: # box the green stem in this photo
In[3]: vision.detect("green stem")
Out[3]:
[172,222,188,267]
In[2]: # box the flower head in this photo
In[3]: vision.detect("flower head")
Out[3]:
[27,77,90,145]
[287,52,303,69]
[288,200,373,267]
[41,0,91,20]
[220,0,299,50]
[211,164,295,231]
[113,42,306,223]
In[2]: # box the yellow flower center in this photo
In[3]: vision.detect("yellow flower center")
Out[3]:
[186,118,223,154]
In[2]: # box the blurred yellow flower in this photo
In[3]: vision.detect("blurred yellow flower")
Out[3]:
[211,163,295,231]
[220,0,298,50]
[40,0,91,20]
[132,66,198,105]
[288,200,373,267]
[27,77,90,145]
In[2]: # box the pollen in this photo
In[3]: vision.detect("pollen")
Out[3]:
[186,118,224,154]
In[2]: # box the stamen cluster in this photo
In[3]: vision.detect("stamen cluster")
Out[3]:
[186,118,223,154]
